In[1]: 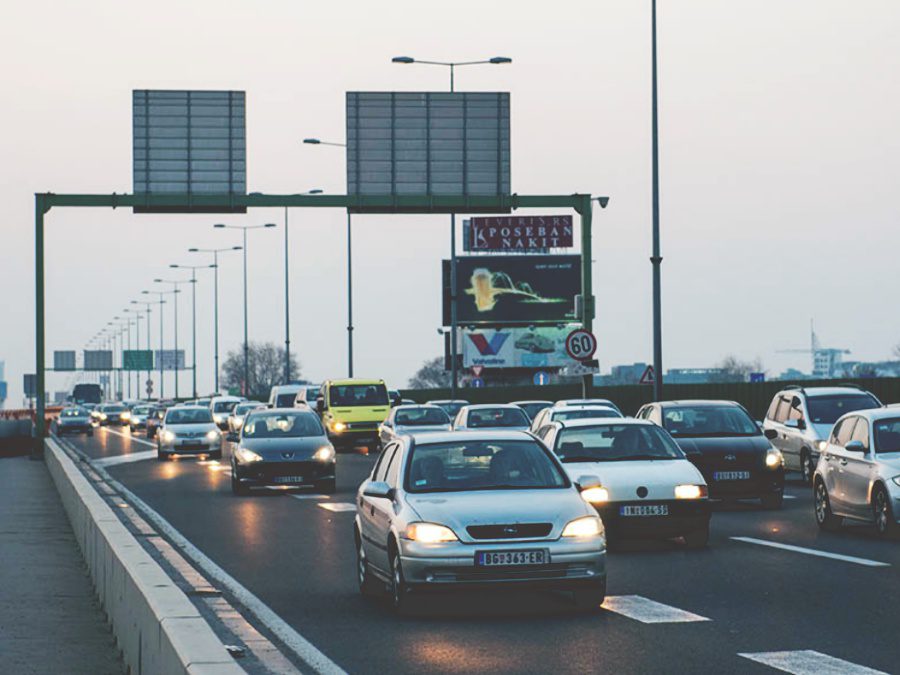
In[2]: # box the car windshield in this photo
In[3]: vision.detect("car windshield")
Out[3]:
[517,403,551,420]
[166,408,213,424]
[133,406,151,415]
[806,394,880,424]
[395,407,451,426]
[405,440,568,493]
[306,387,319,399]
[275,393,297,408]
[433,402,467,417]
[102,405,125,413]
[61,409,87,417]
[468,407,530,428]
[235,403,263,415]
[242,412,324,438]
[874,418,900,454]
[554,408,621,422]
[555,425,685,462]
[213,401,238,413]
[330,384,389,407]
[662,405,759,437]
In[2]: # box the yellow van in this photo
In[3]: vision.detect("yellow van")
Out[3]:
[317,379,391,450]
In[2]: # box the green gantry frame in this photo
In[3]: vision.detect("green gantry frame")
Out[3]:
[33,192,596,457]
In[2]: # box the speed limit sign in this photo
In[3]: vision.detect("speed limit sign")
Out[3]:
[565,329,597,360]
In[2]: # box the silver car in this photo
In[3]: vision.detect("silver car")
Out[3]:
[453,404,531,432]
[157,405,222,461]
[129,405,153,432]
[814,408,900,537]
[379,405,452,446]
[354,431,608,613]
[530,404,623,434]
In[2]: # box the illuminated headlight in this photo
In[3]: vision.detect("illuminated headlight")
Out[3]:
[234,417,244,428]
[213,414,224,424]
[403,522,458,543]
[121,411,131,420]
[331,421,347,433]
[562,515,604,538]
[160,430,175,443]
[892,476,900,488]
[206,430,221,442]
[235,447,263,463]
[817,440,828,453]
[314,445,336,462]
[99,413,107,420]
[765,448,784,469]
[581,486,610,504]
[674,484,707,500]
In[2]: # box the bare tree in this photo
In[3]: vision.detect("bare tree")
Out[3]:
[714,355,764,383]
[221,342,301,399]
[408,357,451,389]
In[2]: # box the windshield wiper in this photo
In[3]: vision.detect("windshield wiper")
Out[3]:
[560,455,602,463]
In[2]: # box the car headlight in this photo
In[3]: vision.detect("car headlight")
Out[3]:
[331,421,347,433]
[562,515,604,538]
[403,522,458,543]
[234,417,244,427]
[581,486,610,504]
[674,484,707,500]
[160,430,175,443]
[213,414,224,424]
[206,430,220,442]
[817,440,828,453]
[765,448,784,469]
[892,476,900,488]
[99,413,107,420]
[121,412,131,420]
[235,447,263,463]
[314,445,336,462]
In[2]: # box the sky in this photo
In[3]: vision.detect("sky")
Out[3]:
[1,0,899,405]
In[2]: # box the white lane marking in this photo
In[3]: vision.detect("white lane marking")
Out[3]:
[100,426,157,448]
[291,494,331,500]
[93,450,158,467]
[601,595,710,623]
[783,495,797,500]
[739,650,888,675]
[731,537,890,568]
[97,473,347,675]
[317,502,357,513]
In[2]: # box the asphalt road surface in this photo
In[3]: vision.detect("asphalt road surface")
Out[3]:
[66,426,900,675]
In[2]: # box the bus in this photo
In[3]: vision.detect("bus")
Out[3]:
[72,383,103,405]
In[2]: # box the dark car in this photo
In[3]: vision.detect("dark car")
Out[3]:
[55,407,94,436]
[146,407,167,439]
[231,409,336,495]
[637,400,785,509]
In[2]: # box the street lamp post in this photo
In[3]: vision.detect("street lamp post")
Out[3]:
[391,55,512,399]
[188,246,242,393]
[170,263,214,398]
[154,278,189,399]
[142,291,169,399]
[213,223,276,396]
[650,0,664,401]
[131,300,154,399]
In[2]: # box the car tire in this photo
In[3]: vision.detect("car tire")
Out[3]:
[814,479,842,531]
[683,524,710,550]
[572,579,607,611]
[231,471,249,496]
[316,478,337,494]
[355,531,379,597]
[389,548,412,614]
[760,492,784,510]
[800,450,814,484]
[872,485,897,538]
[157,449,170,461]
[209,450,222,460]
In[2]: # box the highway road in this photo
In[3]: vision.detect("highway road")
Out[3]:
[66,426,900,675]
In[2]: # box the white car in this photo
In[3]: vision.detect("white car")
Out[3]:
[453,404,531,432]
[555,398,623,416]
[814,408,900,537]
[227,401,266,438]
[538,418,711,548]
[157,405,222,461]
[379,405,452,446]
[530,404,623,434]
[210,395,243,429]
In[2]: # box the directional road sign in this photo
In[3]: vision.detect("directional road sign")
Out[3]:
[470,377,485,388]
[533,371,550,386]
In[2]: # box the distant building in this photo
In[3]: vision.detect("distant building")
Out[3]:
[665,368,729,384]
[835,360,900,379]
[0,360,6,407]
[594,363,648,387]
[775,368,809,381]
[813,348,846,378]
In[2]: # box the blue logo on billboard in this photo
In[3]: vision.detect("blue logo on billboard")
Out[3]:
[468,332,510,356]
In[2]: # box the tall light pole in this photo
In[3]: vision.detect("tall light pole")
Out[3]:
[152,281,184,398]
[126,305,149,399]
[213,223,276,396]
[131,299,154,399]
[188,246,242,393]
[303,139,355,377]
[392,55,512,399]
[142,290,171,399]
[170,263,214,398]
[117,316,134,399]
[650,0,664,401]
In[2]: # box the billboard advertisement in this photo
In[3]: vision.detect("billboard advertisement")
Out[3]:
[462,327,575,368]
[155,350,185,371]
[443,255,581,325]
[466,215,573,252]
[84,350,113,371]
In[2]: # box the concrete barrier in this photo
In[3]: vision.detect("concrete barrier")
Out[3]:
[45,438,245,675]
[0,419,32,456]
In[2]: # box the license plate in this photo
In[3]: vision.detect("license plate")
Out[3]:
[714,471,750,481]
[475,549,548,567]
[273,475,304,484]
[620,504,668,517]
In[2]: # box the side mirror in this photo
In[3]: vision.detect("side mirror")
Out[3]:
[363,481,393,499]
[764,428,778,440]
[845,440,866,453]
[316,397,324,413]
[577,474,602,490]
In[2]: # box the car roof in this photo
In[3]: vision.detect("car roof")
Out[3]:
[327,379,385,386]
[426,399,469,404]
[407,429,536,445]
[211,395,242,401]
[841,407,900,423]
[556,417,653,429]
[462,403,526,411]
[252,407,315,414]
[658,400,740,408]
[395,404,442,410]
[550,404,619,414]
[781,386,877,398]
[167,405,207,412]
[511,400,553,406]
[271,384,303,393]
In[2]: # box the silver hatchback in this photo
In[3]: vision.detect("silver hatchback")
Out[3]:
[354,431,607,613]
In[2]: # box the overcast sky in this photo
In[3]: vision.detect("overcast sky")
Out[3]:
[2,0,899,405]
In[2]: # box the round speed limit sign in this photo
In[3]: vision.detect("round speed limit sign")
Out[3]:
[565,329,598,360]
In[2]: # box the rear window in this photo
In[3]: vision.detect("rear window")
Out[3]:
[468,407,530,428]
[213,401,239,413]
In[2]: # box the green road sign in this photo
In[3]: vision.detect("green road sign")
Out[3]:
[123,350,153,371]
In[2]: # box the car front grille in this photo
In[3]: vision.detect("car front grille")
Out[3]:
[466,523,553,540]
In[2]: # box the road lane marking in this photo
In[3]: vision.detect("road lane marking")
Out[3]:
[739,650,888,674]
[783,495,797,499]
[94,450,158,467]
[317,502,357,512]
[291,494,331,500]
[601,595,710,623]
[731,537,890,567]
[100,426,157,448]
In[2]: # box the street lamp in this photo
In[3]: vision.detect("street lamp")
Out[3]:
[142,290,172,399]
[170,263,214,398]
[650,0,663,401]
[130,300,154,399]
[153,280,185,398]
[391,54,512,399]
[213,223,276,396]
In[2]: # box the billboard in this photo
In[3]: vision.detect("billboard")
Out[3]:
[462,327,575,368]
[443,255,581,325]
[123,350,154,371]
[466,215,573,252]
[155,350,185,371]
[54,350,76,371]
[346,92,510,203]
[133,90,246,213]
[23,374,36,398]
[84,350,113,371]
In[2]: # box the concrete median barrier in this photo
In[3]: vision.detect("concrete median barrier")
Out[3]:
[44,437,245,675]
[0,419,33,456]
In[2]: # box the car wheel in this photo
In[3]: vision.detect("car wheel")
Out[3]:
[231,471,248,496]
[760,492,784,510]
[800,450,814,484]
[157,449,170,461]
[814,479,842,531]
[572,579,607,611]
[316,478,336,494]
[389,548,412,614]
[683,524,710,550]
[356,531,379,597]
[209,450,222,460]
[873,485,897,538]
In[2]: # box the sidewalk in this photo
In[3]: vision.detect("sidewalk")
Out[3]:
[0,456,123,674]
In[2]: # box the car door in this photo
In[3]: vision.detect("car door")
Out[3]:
[769,396,797,470]
[359,445,393,573]
[843,418,875,517]
[363,442,401,573]
[825,417,858,515]
[530,409,547,433]
[380,410,396,445]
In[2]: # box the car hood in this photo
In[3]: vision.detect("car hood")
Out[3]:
[240,436,328,460]
[466,425,531,432]
[165,423,217,435]
[395,424,452,435]
[404,488,590,541]
[876,453,900,472]
[562,459,705,501]
[672,435,772,456]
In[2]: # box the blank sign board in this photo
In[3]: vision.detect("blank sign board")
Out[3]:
[54,350,76,371]
[133,90,246,213]
[346,92,510,206]
[84,350,113,371]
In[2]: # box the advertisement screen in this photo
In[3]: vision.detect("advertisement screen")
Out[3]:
[462,327,576,368]
[443,255,580,325]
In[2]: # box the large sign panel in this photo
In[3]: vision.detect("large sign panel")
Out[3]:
[462,327,575,368]
[84,350,113,371]
[54,350,76,371]
[467,215,573,252]
[123,350,154,371]
[443,255,581,325]
[155,350,185,371]
[133,90,246,213]
[346,92,510,202]
[23,374,36,398]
